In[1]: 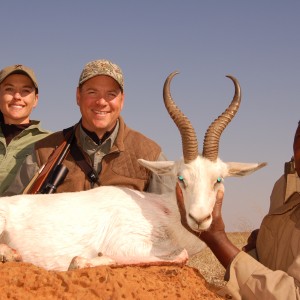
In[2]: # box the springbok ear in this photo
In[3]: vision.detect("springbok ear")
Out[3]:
[138,159,176,176]
[226,162,267,177]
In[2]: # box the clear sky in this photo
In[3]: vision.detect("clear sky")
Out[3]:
[1,1,299,231]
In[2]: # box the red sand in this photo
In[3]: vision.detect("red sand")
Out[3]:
[0,262,222,299]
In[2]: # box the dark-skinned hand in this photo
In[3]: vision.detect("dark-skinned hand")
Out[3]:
[175,184,240,268]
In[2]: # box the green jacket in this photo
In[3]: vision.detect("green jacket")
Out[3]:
[0,121,50,195]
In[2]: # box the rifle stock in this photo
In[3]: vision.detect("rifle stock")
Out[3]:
[294,122,300,177]
[25,127,76,194]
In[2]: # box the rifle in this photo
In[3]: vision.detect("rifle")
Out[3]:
[25,126,76,194]
[294,122,300,177]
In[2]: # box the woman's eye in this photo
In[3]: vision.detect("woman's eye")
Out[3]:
[22,88,33,95]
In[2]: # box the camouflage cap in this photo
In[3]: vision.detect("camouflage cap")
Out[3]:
[0,64,38,90]
[78,59,124,90]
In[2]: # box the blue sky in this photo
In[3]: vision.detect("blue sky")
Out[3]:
[1,1,299,231]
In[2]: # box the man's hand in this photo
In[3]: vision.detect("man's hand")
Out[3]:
[175,185,240,268]
[175,184,225,238]
[199,190,241,268]
[200,190,226,244]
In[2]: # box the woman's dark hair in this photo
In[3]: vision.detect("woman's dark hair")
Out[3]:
[0,111,4,123]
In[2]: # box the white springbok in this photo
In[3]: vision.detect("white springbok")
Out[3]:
[0,72,266,271]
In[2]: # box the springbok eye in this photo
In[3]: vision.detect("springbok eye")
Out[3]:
[178,175,188,187]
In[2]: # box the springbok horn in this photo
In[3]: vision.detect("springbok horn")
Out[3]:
[163,71,198,163]
[202,75,241,161]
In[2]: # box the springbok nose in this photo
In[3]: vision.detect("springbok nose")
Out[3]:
[188,213,211,225]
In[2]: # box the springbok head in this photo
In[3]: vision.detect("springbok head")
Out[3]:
[138,72,266,232]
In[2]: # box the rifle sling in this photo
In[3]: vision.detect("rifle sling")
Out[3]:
[63,127,99,186]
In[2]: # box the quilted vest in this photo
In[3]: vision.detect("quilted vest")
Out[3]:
[34,117,161,193]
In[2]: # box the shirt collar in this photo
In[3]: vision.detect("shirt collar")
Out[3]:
[79,119,119,152]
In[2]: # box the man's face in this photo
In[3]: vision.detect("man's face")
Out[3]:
[76,75,124,138]
[0,74,38,124]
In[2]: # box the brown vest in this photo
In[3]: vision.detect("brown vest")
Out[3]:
[34,117,161,193]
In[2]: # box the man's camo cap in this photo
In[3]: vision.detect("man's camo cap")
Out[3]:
[78,59,124,90]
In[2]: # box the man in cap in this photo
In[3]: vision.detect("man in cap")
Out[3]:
[0,64,50,195]
[6,59,171,194]
[175,122,300,299]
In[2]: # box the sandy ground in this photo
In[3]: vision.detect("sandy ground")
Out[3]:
[0,262,222,300]
[0,232,249,299]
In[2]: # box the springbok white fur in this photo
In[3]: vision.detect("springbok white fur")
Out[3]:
[0,73,266,271]
[0,159,264,271]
